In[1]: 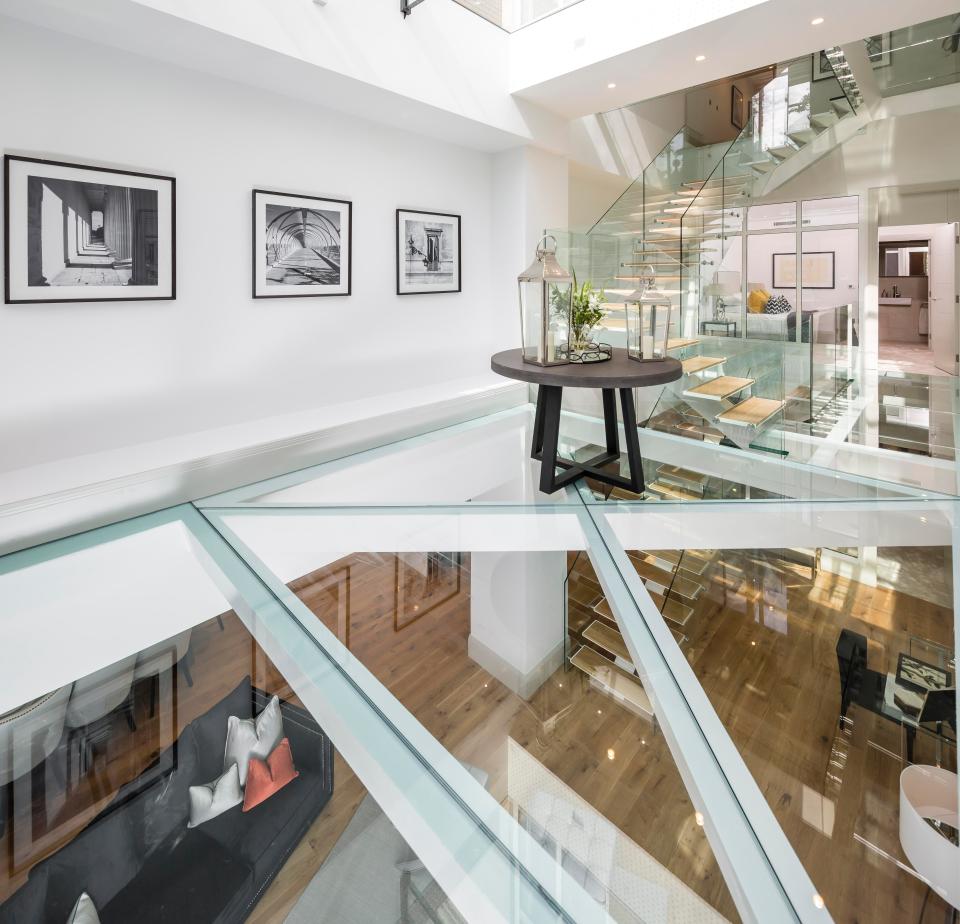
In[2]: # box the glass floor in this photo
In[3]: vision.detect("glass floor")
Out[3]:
[0,404,957,924]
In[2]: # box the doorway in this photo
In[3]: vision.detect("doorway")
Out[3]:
[877,222,957,376]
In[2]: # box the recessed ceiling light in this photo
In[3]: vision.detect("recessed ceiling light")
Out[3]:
[607,82,617,89]
[695,55,706,62]
[811,16,824,25]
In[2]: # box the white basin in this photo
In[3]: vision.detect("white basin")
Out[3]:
[880,297,913,306]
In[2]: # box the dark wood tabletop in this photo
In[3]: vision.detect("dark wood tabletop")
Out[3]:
[491,348,682,389]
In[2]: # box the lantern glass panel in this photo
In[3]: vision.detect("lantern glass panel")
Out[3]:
[626,299,671,362]
[519,278,572,366]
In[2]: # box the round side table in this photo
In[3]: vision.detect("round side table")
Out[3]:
[491,348,682,495]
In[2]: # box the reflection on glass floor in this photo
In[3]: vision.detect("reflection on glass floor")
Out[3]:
[235,407,572,507]
[289,549,740,922]
[0,604,460,923]
[204,401,945,513]
[601,534,956,924]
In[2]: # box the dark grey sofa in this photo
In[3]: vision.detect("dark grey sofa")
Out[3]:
[0,676,333,924]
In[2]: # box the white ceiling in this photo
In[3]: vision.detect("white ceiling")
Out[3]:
[510,0,960,118]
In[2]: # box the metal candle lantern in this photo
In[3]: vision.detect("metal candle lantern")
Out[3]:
[625,285,673,362]
[518,235,573,366]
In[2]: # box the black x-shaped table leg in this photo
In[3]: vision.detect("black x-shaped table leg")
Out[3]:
[531,385,645,496]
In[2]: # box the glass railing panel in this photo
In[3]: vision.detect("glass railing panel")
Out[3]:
[198,406,581,507]
[449,0,584,32]
[601,499,960,924]
[214,506,749,922]
[872,13,960,97]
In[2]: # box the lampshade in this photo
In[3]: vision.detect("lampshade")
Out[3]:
[704,270,741,298]
[703,281,738,297]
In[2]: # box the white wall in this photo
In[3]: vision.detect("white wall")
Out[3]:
[1,0,572,154]
[0,18,507,472]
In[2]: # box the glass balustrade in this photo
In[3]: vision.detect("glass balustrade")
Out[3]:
[872,13,960,97]
[450,0,583,31]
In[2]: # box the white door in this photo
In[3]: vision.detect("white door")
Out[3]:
[931,222,958,375]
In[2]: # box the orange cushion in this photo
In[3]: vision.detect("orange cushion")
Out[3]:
[242,737,299,812]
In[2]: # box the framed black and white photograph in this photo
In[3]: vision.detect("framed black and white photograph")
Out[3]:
[252,189,352,298]
[812,50,834,81]
[866,32,892,69]
[4,155,175,304]
[731,84,745,130]
[896,653,952,693]
[396,208,461,295]
[772,251,835,289]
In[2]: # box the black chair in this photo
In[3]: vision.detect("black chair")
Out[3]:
[836,628,886,723]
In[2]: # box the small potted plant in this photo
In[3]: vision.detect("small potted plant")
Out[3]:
[552,271,610,362]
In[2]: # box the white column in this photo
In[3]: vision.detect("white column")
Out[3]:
[468,550,566,700]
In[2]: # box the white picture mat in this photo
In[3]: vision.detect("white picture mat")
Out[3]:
[253,191,351,297]
[397,210,460,294]
[6,158,174,301]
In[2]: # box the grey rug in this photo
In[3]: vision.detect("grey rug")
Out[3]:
[285,794,462,924]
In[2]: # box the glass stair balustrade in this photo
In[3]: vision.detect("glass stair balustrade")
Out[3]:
[871,12,960,97]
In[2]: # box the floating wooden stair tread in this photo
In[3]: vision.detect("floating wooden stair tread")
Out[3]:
[681,355,725,375]
[647,592,694,626]
[570,646,652,716]
[811,110,839,129]
[646,480,702,501]
[616,274,683,281]
[583,620,632,663]
[667,337,699,350]
[717,396,784,426]
[656,464,708,487]
[632,559,703,602]
[644,548,709,577]
[685,376,754,399]
[593,596,690,639]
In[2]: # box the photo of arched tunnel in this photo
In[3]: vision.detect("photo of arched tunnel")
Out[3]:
[264,205,341,286]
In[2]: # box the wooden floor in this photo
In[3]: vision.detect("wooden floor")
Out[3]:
[2,545,955,924]
[289,551,741,921]
[589,546,956,924]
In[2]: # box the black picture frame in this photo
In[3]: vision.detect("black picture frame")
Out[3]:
[252,188,352,299]
[4,154,176,304]
[896,652,952,694]
[396,208,462,295]
[731,85,745,131]
[393,552,462,632]
[772,251,836,289]
[812,50,834,81]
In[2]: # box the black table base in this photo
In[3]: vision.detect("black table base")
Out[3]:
[532,385,644,495]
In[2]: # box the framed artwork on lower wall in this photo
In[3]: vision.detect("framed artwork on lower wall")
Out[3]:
[4,154,176,304]
[396,208,461,295]
[252,188,352,298]
[772,251,835,289]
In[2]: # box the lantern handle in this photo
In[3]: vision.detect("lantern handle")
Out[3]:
[535,234,559,257]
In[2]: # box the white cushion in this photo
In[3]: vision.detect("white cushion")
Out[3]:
[66,892,101,924]
[223,695,283,786]
[187,763,243,828]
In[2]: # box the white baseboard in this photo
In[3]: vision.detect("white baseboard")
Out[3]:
[0,376,526,555]
[467,632,564,701]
